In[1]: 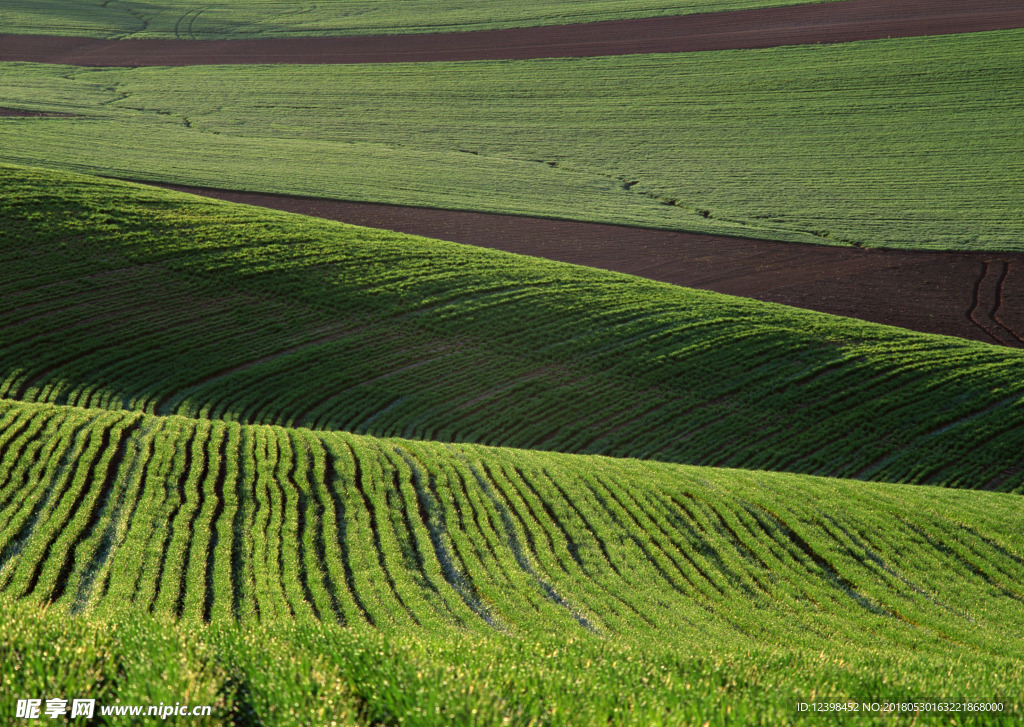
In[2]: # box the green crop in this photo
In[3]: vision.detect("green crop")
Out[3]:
[0,398,1022,724]
[0,0,840,39]
[1,29,1021,250]
[3,601,1019,725]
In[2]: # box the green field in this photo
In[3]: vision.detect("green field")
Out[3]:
[4,165,1024,492]
[2,29,1022,250]
[1,396,1022,724]
[0,0,839,39]
[3,166,1024,723]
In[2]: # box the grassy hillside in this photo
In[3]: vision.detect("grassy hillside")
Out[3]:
[2,29,1021,250]
[0,0,839,39]
[3,165,1024,494]
[1,397,1022,723]
[3,165,1024,724]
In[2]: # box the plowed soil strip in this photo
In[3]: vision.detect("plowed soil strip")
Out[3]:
[157,184,1024,348]
[3,0,1024,66]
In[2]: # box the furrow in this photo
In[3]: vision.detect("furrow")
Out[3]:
[146,419,203,616]
[205,422,241,621]
[393,445,498,629]
[260,428,295,621]
[296,431,353,625]
[0,407,42,495]
[0,410,60,516]
[447,453,553,622]
[470,458,596,632]
[583,472,708,599]
[250,427,279,621]
[445,459,527,602]
[821,514,956,616]
[751,504,893,617]
[275,429,319,622]
[537,467,622,578]
[619,482,740,597]
[341,438,419,627]
[730,501,829,606]
[290,430,339,622]
[175,418,223,620]
[71,419,157,614]
[0,415,90,589]
[20,413,135,603]
[666,488,767,597]
[236,426,260,622]
[102,420,178,611]
[410,444,526,626]
[509,464,655,629]
[966,261,1007,345]
[990,260,1024,346]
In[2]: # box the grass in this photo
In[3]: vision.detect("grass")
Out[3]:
[0,397,1022,724]
[0,0,841,39]
[1,29,1022,250]
[5,164,1024,492]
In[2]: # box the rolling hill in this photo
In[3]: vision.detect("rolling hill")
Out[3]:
[2,1,1022,722]
[2,166,1023,724]
[4,165,1024,491]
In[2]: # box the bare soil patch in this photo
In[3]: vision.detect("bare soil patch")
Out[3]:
[155,184,1024,348]
[2,0,1022,66]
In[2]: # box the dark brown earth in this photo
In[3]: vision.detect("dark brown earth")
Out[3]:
[156,184,1024,348]
[0,107,76,117]
[2,0,1023,66]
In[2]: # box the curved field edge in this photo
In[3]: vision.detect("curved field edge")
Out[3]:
[2,29,1022,251]
[0,398,1022,711]
[4,164,1024,491]
[0,0,841,40]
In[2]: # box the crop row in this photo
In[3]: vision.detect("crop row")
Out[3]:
[1,398,1023,657]
[3,165,1024,491]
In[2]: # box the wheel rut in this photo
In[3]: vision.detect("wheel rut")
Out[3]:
[967,261,1008,345]
[990,261,1024,346]
[965,260,1024,348]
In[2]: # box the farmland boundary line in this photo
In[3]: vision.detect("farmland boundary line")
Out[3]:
[138,183,1024,349]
